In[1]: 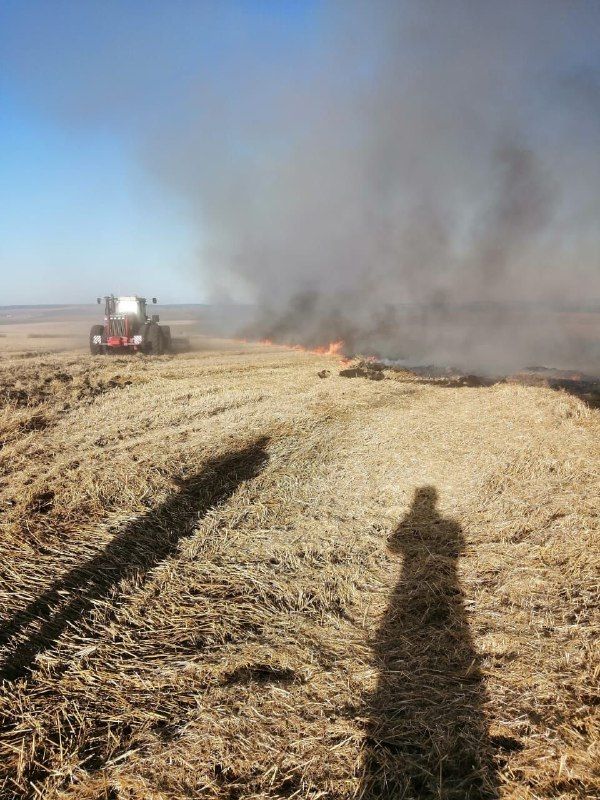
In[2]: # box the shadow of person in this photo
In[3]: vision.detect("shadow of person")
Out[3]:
[0,437,269,682]
[360,486,498,799]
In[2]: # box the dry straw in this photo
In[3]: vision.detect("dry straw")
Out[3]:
[0,342,598,799]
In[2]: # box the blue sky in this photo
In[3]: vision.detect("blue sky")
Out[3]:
[0,0,317,304]
[0,91,199,303]
[1,1,598,309]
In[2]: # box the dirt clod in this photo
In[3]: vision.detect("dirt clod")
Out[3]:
[340,359,386,380]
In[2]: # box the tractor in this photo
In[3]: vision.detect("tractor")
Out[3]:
[89,295,172,355]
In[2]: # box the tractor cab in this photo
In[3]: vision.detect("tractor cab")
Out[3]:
[90,295,170,354]
[102,294,156,322]
[113,295,147,320]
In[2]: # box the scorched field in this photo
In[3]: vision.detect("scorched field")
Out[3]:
[0,338,598,800]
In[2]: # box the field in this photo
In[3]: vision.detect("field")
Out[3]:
[0,309,598,799]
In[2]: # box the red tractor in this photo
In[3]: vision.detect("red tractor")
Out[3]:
[89,295,172,355]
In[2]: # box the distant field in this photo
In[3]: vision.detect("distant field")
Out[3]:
[0,304,250,356]
[0,311,598,799]
[2,303,599,374]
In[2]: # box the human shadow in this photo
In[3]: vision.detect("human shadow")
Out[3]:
[0,437,269,682]
[360,486,498,799]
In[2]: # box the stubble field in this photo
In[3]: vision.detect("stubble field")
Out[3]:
[0,311,598,799]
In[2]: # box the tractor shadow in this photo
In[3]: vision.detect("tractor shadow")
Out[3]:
[0,437,269,682]
[359,486,499,799]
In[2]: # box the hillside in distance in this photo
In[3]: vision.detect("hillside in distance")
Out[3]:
[2,301,600,374]
[0,304,256,353]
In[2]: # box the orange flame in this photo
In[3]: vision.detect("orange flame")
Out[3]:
[289,339,344,356]
[238,337,345,358]
[309,340,344,356]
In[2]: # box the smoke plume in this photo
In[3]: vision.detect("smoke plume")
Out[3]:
[154,1,600,369]
[3,0,600,369]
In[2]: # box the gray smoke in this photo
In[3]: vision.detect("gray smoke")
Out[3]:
[151,1,600,369]
[3,1,600,369]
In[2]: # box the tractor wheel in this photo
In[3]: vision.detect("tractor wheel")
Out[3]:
[89,325,104,355]
[144,323,164,355]
[161,326,172,353]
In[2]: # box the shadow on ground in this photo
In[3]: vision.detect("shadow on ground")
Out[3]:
[0,437,269,682]
[360,486,499,799]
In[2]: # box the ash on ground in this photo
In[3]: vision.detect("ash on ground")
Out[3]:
[339,359,600,408]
